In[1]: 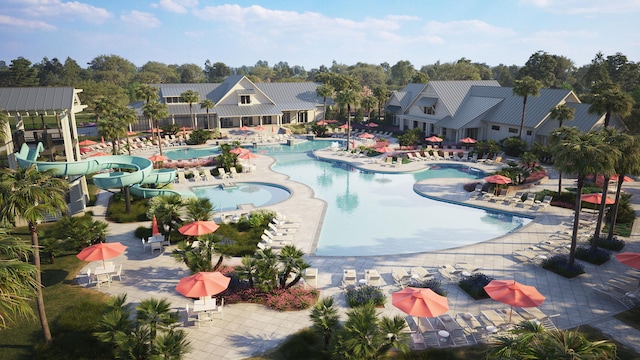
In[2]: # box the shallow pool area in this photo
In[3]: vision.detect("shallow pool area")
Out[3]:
[192,182,291,212]
[165,147,220,160]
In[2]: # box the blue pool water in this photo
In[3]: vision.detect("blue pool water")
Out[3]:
[165,147,220,160]
[192,183,291,212]
[250,141,532,256]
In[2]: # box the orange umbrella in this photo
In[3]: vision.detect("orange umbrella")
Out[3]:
[176,272,230,303]
[151,216,160,236]
[89,151,110,157]
[375,146,395,153]
[615,252,640,270]
[239,152,259,161]
[484,174,512,185]
[79,139,97,146]
[76,242,127,267]
[484,280,545,322]
[255,125,266,130]
[392,287,449,318]
[316,120,330,126]
[148,128,163,133]
[148,154,168,162]
[581,193,615,205]
[425,136,443,143]
[239,125,249,131]
[178,220,220,236]
[230,147,249,155]
[338,124,350,129]
[364,122,379,127]
[459,137,477,144]
[358,133,375,139]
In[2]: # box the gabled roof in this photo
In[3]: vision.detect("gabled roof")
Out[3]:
[426,80,500,115]
[566,103,606,132]
[391,83,427,113]
[438,95,503,129]
[0,87,76,112]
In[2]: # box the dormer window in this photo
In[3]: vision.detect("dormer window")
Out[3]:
[238,89,254,105]
[417,97,437,115]
[240,95,251,104]
[423,105,436,115]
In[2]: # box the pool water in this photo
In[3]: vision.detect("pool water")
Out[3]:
[253,141,532,256]
[165,147,220,160]
[192,183,290,212]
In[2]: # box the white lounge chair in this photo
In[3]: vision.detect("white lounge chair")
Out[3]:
[438,264,461,281]
[365,269,382,286]
[342,269,357,287]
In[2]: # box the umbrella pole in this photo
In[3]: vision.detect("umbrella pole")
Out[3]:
[509,306,513,323]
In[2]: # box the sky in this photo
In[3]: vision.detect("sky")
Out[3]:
[1,0,639,71]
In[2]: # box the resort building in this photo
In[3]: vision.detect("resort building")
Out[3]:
[386,80,625,145]
[131,75,327,131]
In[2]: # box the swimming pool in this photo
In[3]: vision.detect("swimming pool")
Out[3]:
[251,141,532,256]
[165,147,220,160]
[192,182,291,212]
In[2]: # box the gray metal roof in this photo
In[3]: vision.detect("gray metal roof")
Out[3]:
[416,97,437,107]
[214,104,283,117]
[156,83,220,99]
[566,103,605,132]
[428,80,500,115]
[0,87,76,112]
[394,83,427,112]
[439,95,503,129]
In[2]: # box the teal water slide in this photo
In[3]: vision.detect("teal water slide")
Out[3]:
[15,143,192,199]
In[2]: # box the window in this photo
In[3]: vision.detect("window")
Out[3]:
[526,130,532,136]
[220,118,233,128]
[262,116,273,125]
[240,95,251,104]
[165,96,181,104]
[508,128,518,134]
[422,105,436,115]
[491,125,500,131]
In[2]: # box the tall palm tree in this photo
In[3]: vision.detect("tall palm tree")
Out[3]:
[184,197,213,222]
[513,76,543,140]
[277,245,309,289]
[0,165,69,344]
[551,130,616,266]
[0,229,38,329]
[97,117,123,155]
[316,83,334,121]
[199,99,215,129]
[0,111,8,142]
[309,296,339,349]
[235,255,257,288]
[92,96,118,124]
[180,90,199,129]
[134,84,159,104]
[113,105,139,156]
[253,248,279,293]
[549,104,575,195]
[588,81,634,128]
[336,88,359,150]
[607,135,640,241]
[143,100,169,156]
[373,85,390,123]
[147,194,184,243]
[361,95,377,121]
[136,298,179,348]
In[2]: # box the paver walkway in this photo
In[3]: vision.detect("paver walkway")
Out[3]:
[81,140,640,359]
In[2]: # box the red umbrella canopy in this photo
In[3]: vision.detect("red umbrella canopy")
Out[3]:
[484,280,545,308]
[148,128,163,133]
[76,242,127,266]
[610,174,634,183]
[358,133,375,139]
[459,137,477,144]
[425,136,443,143]
[365,122,379,127]
[79,139,97,146]
[178,220,220,236]
[338,124,350,129]
[392,287,449,318]
[581,193,615,205]
[239,125,249,131]
[152,216,160,236]
[316,120,330,125]
[89,151,110,157]
[484,174,512,185]
[239,152,259,160]
[175,272,230,299]
[255,125,266,130]
[375,146,395,153]
[230,147,249,155]
[148,154,168,162]
[615,252,640,270]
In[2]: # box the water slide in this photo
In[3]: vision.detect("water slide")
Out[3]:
[15,143,192,199]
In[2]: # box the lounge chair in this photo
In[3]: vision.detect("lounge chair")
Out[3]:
[365,269,382,286]
[229,167,238,178]
[436,314,469,346]
[342,269,357,287]
[411,266,433,279]
[438,264,461,281]
[392,267,411,287]
[512,249,548,264]
[521,192,537,207]
[304,268,318,288]
[454,262,481,274]
[518,307,559,331]
[481,309,507,329]
[268,222,296,235]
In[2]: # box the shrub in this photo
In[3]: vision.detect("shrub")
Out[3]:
[541,254,585,278]
[345,285,386,308]
[595,236,626,251]
[107,195,150,222]
[575,246,611,265]
[501,136,527,157]
[135,226,152,240]
[411,278,447,297]
[458,273,494,300]
[265,287,318,311]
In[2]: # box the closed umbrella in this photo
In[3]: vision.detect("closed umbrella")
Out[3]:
[615,252,640,270]
[239,151,259,161]
[151,216,160,236]
[176,272,230,303]
[178,220,220,236]
[79,139,97,146]
[76,242,127,267]
[484,279,545,322]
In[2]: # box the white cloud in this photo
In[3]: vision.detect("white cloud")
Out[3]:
[19,0,111,24]
[154,0,198,14]
[520,0,640,14]
[0,14,56,31]
[121,10,161,28]
[424,20,516,37]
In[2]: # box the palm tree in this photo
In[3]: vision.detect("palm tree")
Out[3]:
[607,135,640,241]
[92,96,117,124]
[235,255,258,288]
[548,104,575,195]
[0,229,38,329]
[336,87,360,150]
[134,84,159,104]
[551,129,617,266]
[588,81,634,128]
[184,197,213,222]
[0,110,8,142]
[0,165,69,344]
[143,100,169,156]
[316,83,334,121]
[147,194,184,243]
[180,90,199,129]
[513,76,543,140]
[200,99,215,129]
[372,85,390,123]
[97,117,123,155]
[277,245,310,289]
[253,248,279,293]
[136,298,179,347]
[361,95,377,121]
[309,296,339,348]
[114,105,139,155]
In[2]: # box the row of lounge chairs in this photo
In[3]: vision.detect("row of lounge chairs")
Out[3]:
[593,269,640,309]
[258,213,301,250]
[470,189,553,211]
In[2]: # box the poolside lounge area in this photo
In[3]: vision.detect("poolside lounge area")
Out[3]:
[78,135,640,359]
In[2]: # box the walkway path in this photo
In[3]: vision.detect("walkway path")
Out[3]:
[82,141,640,359]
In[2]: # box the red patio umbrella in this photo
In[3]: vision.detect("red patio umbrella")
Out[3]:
[374,146,395,153]
[338,124,350,129]
[76,242,127,267]
[151,216,160,236]
[127,131,137,136]
[178,220,220,236]
[392,287,449,318]
[176,272,230,303]
[484,174,512,185]
[484,280,545,322]
[239,152,259,161]
[358,133,375,139]
[89,151,110,157]
[230,147,249,155]
[581,193,615,205]
[239,125,249,131]
[255,125,266,130]
[459,137,477,144]
[79,139,97,146]
[148,154,168,162]
[316,120,330,126]
[148,128,163,133]
[364,122,379,127]
[615,252,640,270]
[425,136,443,143]
[80,147,92,154]
[610,174,634,183]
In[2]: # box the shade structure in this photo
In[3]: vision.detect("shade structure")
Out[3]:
[230,147,249,155]
[425,136,443,143]
[375,146,395,153]
[239,152,259,161]
[610,174,634,183]
[459,137,477,144]
[178,220,220,236]
[79,139,97,146]
[484,280,545,322]
[152,216,160,236]
[615,252,640,270]
[364,122,379,127]
[255,125,266,130]
[581,193,615,205]
[175,272,230,300]
[392,287,449,318]
[484,174,512,185]
[358,133,375,139]
[88,151,110,157]
[127,130,137,136]
[148,154,168,162]
[76,242,127,267]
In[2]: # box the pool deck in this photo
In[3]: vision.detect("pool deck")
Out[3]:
[81,139,640,359]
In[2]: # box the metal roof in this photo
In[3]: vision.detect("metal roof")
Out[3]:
[427,80,500,115]
[439,95,503,129]
[416,97,437,107]
[214,104,283,117]
[0,87,76,112]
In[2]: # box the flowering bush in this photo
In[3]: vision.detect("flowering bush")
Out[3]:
[345,285,386,308]
[458,273,493,300]
[411,278,447,297]
[264,287,318,311]
[525,169,547,183]
[541,254,585,278]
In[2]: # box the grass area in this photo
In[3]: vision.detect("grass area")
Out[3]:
[0,226,111,360]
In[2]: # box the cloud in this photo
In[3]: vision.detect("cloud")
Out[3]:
[153,0,198,14]
[18,0,111,24]
[120,10,161,28]
[520,0,640,14]
[0,14,56,31]
[424,20,516,37]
